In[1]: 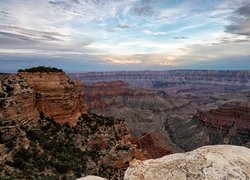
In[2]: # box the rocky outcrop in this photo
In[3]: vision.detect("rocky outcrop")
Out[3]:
[0,75,40,126]
[195,101,250,136]
[13,72,87,126]
[132,132,174,159]
[124,145,250,180]
[0,72,88,164]
[0,113,147,179]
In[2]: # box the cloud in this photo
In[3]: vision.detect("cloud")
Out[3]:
[130,0,155,17]
[173,36,187,39]
[0,0,250,72]
[117,24,130,29]
[225,3,250,36]
[143,30,166,35]
[0,25,64,42]
[0,10,9,16]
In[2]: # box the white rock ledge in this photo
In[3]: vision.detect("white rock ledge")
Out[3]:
[124,145,250,180]
[76,175,106,180]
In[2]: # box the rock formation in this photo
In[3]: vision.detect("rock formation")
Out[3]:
[0,112,147,179]
[132,131,175,159]
[124,145,250,180]
[0,72,87,127]
[0,69,147,179]
[0,74,40,126]
[82,81,184,156]
[195,101,250,135]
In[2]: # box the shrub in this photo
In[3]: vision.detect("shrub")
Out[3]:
[14,148,31,161]
[0,164,4,172]
[18,66,63,73]
[13,158,26,170]
[5,139,15,150]
[54,162,70,173]
[34,159,46,171]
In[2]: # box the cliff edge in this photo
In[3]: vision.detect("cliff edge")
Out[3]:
[124,145,250,180]
[0,68,87,127]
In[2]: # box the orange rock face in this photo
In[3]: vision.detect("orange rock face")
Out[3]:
[0,75,40,126]
[132,131,173,159]
[18,72,87,126]
[0,72,87,127]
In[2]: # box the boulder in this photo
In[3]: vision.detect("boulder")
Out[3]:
[124,145,250,180]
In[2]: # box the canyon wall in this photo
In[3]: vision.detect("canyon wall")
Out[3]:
[0,74,40,126]
[19,72,87,126]
[70,70,250,88]
[195,101,250,135]
[165,101,250,151]
[0,72,87,127]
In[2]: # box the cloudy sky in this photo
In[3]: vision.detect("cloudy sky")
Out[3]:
[0,0,250,72]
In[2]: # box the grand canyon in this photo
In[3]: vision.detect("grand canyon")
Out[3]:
[1,67,249,179]
[1,0,250,179]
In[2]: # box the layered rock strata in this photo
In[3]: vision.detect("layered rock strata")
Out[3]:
[0,74,39,126]
[70,70,250,88]
[11,72,87,126]
[195,101,250,136]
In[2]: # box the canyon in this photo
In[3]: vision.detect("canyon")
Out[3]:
[71,70,250,154]
[0,68,249,179]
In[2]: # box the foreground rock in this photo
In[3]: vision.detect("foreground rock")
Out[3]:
[125,145,250,180]
[77,175,106,180]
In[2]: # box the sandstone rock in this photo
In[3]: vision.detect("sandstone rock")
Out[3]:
[18,72,87,126]
[124,145,250,180]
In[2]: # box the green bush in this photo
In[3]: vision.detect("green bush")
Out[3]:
[18,66,63,73]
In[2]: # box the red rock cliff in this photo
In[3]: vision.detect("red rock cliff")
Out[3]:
[0,72,87,127]
[195,101,250,135]
[18,72,87,126]
[132,132,174,159]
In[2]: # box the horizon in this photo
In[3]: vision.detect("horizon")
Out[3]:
[0,0,250,72]
[1,67,250,74]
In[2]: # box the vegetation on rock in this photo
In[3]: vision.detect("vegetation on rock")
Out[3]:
[0,113,136,179]
[17,66,63,73]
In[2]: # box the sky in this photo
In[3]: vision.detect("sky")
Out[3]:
[0,0,250,72]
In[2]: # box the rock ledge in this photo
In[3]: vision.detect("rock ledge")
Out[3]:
[125,145,250,180]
